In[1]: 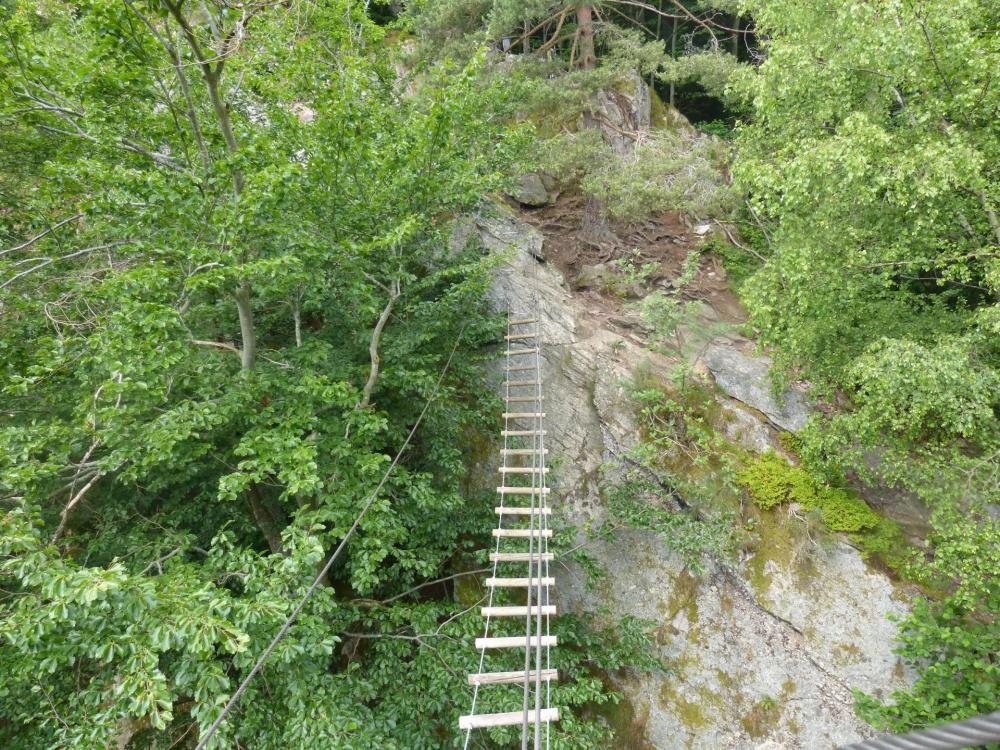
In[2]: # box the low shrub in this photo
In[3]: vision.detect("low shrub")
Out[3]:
[852,516,912,573]
[737,452,878,532]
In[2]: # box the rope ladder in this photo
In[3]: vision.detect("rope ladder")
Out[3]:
[460,311,558,749]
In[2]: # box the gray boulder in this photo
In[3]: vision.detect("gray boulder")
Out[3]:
[509,172,551,206]
[573,262,612,291]
[703,343,811,431]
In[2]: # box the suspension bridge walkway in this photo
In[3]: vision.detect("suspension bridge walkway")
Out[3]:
[460,313,559,748]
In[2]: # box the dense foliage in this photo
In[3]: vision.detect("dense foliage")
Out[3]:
[0,2,655,748]
[405,0,741,230]
[4,0,999,745]
[732,0,1000,731]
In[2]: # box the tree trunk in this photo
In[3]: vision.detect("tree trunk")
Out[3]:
[234,282,256,371]
[576,4,596,70]
[248,487,287,555]
[575,4,614,243]
[292,294,302,347]
[203,68,243,195]
[670,17,678,107]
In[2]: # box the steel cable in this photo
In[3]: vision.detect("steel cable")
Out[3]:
[838,712,1000,750]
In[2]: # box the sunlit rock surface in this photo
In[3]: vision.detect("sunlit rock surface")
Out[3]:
[478,216,910,750]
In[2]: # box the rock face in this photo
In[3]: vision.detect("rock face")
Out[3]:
[594,71,652,156]
[471,206,545,261]
[479,212,909,749]
[702,344,812,432]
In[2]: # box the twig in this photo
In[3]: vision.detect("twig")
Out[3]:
[1,241,133,289]
[52,472,103,542]
[378,568,491,605]
[713,220,767,263]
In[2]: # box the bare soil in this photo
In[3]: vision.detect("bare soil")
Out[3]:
[516,193,747,327]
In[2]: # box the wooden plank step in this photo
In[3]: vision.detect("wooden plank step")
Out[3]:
[485,577,555,587]
[496,486,550,494]
[505,364,536,372]
[501,430,547,437]
[467,668,558,686]
[499,467,548,474]
[481,605,557,617]
[508,347,539,354]
[506,396,542,403]
[501,448,548,455]
[459,707,559,729]
[502,412,545,419]
[474,635,558,649]
[495,506,551,516]
[508,318,537,325]
[489,552,554,562]
[505,379,540,386]
[492,528,553,538]
[505,333,536,341]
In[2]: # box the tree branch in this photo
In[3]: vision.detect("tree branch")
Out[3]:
[191,338,239,353]
[358,279,400,409]
[0,213,83,258]
[1,241,132,289]
[376,567,492,605]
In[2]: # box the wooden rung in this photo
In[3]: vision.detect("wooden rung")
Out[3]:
[506,396,542,402]
[496,486,550,494]
[499,467,548,474]
[501,449,548,455]
[489,552,554,562]
[467,668,558,686]
[505,365,536,372]
[503,412,545,419]
[474,635,558,649]
[505,333,535,341]
[481,605,557,617]
[495,507,551,516]
[508,347,539,355]
[485,577,555,587]
[501,430,547,436]
[459,707,559,729]
[508,318,537,325]
[506,380,540,386]
[492,528,553,538]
